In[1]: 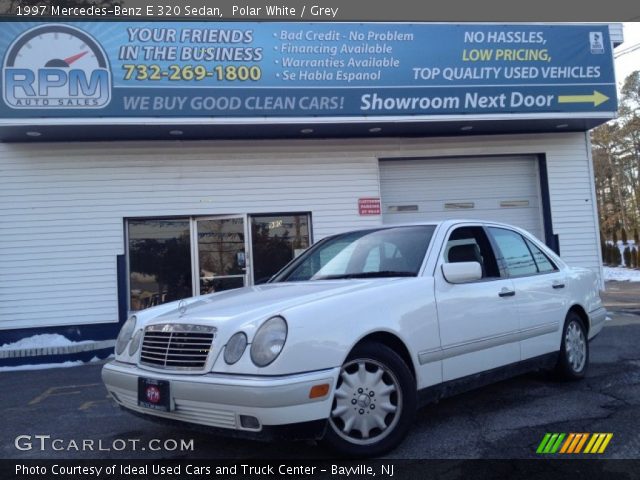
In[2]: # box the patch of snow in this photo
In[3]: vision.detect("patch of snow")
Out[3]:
[89,354,114,363]
[603,266,640,282]
[606,240,637,246]
[604,241,638,267]
[0,360,84,372]
[0,354,114,373]
[0,334,95,351]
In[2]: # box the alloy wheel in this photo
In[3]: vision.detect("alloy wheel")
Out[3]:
[565,320,586,373]
[329,358,402,445]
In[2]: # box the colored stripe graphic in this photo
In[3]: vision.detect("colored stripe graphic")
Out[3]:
[584,433,599,453]
[567,433,582,453]
[597,433,614,453]
[573,433,589,453]
[536,433,552,454]
[544,433,559,453]
[584,433,614,453]
[537,433,565,453]
[550,433,566,453]
[537,433,613,454]
[559,433,575,453]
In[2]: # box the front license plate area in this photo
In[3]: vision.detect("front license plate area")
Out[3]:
[138,377,171,412]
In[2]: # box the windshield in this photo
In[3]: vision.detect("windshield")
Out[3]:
[272,226,436,282]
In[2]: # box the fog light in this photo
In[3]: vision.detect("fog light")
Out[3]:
[240,415,261,430]
[309,383,330,399]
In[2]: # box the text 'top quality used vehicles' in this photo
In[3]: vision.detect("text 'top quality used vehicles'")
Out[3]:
[102,220,607,456]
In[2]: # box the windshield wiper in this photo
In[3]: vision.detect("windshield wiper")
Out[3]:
[314,271,416,280]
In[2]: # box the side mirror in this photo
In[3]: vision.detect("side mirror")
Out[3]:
[442,262,482,284]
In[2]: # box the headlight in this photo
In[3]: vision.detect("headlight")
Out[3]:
[250,316,287,367]
[224,332,247,365]
[115,315,137,355]
[128,329,143,356]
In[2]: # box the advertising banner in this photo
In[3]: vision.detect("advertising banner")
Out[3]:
[0,22,617,119]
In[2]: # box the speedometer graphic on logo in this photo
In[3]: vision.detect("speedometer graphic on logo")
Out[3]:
[3,24,111,109]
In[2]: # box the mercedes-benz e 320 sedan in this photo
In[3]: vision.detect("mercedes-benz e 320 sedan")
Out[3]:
[102,220,607,456]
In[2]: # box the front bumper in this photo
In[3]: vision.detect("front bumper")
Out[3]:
[102,361,339,435]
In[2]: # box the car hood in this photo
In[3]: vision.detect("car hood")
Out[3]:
[142,279,405,328]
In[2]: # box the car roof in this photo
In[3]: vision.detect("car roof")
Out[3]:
[330,219,521,233]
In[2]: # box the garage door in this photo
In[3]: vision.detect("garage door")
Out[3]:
[380,156,545,240]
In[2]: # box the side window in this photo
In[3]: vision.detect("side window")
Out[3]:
[525,238,557,273]
[445,226,500,279]
[488,227,538,277]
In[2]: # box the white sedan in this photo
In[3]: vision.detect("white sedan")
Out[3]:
[102,220,607,456]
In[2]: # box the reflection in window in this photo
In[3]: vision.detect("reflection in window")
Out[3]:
[197,218,246,294]
[363,243,404,273]
[128,219,192,311]
[251,214,310,283]
[488,227,538,277]
[276,226,434,282]
[525,238,557,273]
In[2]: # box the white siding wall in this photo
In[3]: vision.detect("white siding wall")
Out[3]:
[0,132,600,330]
[0,142,381,330]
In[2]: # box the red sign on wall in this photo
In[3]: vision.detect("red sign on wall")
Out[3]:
[358,197,381,216]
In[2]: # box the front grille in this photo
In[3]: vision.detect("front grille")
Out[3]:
[140,324,216,371]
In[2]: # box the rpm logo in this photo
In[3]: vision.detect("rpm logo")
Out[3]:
[3,24,111,109]
[145,386,161,404]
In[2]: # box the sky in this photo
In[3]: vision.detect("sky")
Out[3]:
[614,22,640,94]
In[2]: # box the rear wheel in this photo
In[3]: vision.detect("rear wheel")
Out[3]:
[555,312,589,380]
[324,342,416,457]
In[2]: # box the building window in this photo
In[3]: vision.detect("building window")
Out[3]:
[128,219,193,311]
[197,217,247,295]
[126,213,312,311]
[250,214,311,283]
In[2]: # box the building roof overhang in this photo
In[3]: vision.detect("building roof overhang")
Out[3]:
[0,113,615,142]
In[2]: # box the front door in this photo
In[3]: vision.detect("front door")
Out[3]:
[194,216,249,294]
[434,224,521,381]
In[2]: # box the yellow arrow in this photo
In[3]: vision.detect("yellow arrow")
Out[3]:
[558,90,609,107]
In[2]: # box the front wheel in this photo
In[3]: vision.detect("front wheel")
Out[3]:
[555,312,589,380]
[323,342,416,457]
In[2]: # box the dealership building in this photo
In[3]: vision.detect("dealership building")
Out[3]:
[0,22,622,359]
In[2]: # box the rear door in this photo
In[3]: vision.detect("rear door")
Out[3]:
[434,224,521,381]
[487,227,568,360]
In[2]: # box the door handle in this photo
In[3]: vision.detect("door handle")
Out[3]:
[498,288,515,297]
[552,282,565,289]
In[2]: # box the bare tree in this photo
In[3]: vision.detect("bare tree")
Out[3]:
[592,70,640,243]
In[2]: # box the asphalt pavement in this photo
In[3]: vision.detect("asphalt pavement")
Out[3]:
[1,281,639,460]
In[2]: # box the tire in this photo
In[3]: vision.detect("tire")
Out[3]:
[555,312,589,380]
[323,341,416,457]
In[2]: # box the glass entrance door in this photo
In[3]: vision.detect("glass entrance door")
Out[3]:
[194,216,248,295]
